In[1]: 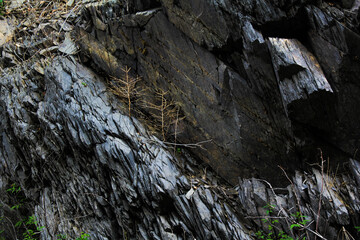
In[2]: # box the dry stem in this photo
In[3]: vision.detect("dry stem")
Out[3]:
[315,149,326,239]
[110,66,142,117]
[145,89,178,141]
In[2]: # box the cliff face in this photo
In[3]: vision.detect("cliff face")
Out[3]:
[1,0,360,239]
[75,0,360,185]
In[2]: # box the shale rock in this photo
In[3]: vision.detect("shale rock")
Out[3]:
[1,0,360,239]
[74,0,360,185]
[238,159,360,239]
[0,57,252,239]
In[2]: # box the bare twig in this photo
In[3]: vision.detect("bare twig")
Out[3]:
[337,226,355,240]
[149,139,212,150]
[245,216,288,219]
[298,222,327,240]
[58,2,80,33]
[173,108,180,155]
[145,89,178,141]
[315,149,326,239]
[253,178,276,196]
[278,166,302,213]
[278,165,310,239]
[4,216,18,240]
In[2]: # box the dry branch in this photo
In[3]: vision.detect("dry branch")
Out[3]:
[110,66,142,117]
[144,89,178,141]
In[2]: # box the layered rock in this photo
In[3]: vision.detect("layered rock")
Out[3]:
[0,57,253,239]
[1,0,360,239]
[74,0,360,185]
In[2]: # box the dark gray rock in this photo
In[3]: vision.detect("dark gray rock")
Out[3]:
[238,160,360,240]
[74,0,360,186]
[0,57,252,239]
[1,0,360,239]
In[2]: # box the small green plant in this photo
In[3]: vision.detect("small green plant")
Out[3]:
[6,183,25,210]
[264,204,275,215]
[76,232,90,240]
[290,212,310,230]
[255,204,307,240]
[20,215,44,240]
[7,183,21,194]
[0,0,4,16]
[56,232,90,240]
[57,234,67,240]
[355,226,360,232]
[2,183,44,240]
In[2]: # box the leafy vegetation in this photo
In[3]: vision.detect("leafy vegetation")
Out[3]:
[76,232,90,240]
[289,212,310,231]
[255,204,308,240]
[0,184,44,240]
[21,215,45,240]
[1,183,91,240]
[57,232,90,240]
[0,0,4,16]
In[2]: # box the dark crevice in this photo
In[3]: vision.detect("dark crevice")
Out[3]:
[255,7,313,51]
[278,64,307,81]
[292,119,352,171]
[129,0,162,13]
[210,37,244,72]
[157,192,176,215]
[287,90,353,170]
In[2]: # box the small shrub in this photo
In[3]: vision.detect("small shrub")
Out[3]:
[255,204,307,240]
[1,183,44,240]
[290,212,310,230]
[76,232,90,240]
[57,234,67,240]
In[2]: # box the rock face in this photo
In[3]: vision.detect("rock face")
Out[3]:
[74,0,360,185]
[0,56,252,239]
[1,0,360,239]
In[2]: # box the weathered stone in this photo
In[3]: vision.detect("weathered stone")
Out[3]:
[238,161,360,240]
[76,3,299,185]
[0,18,16,47]
[268,38,333,106]
[0,56,253,239]
[1,0,360,239]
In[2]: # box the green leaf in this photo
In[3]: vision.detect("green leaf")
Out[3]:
[11,204,21,210]
[37,226,45,231]
[15,220,24,227]
[23,229,34,236]
[57,234,67,240]
[26,215,36,225]
[290,224,301,230]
